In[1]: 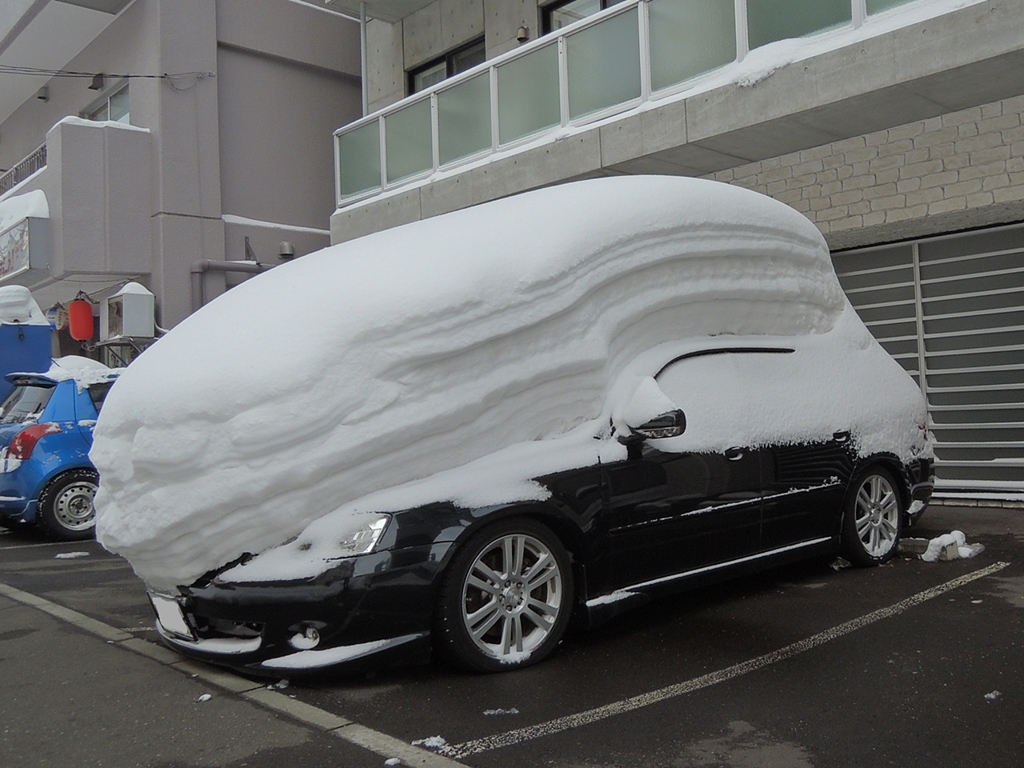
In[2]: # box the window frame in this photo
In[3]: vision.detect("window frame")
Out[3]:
[407,37,486,96]
[84,81,129,124]
[541,0,627,35]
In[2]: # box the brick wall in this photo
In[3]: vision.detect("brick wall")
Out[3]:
[707,95,1024,250]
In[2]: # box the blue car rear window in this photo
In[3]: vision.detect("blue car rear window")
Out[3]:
[87,381,115,413]
[0,383,54,424]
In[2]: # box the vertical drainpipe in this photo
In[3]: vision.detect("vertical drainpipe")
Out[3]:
[360,1,369,116]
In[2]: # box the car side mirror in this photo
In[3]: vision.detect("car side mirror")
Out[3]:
[619,409,687,443]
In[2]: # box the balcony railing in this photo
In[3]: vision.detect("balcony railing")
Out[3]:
[334,0,923,208]
[0,144,46,196]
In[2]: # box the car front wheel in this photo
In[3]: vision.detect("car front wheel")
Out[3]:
[842,466,902,567]
[435,518,573,672]
[37,469,99,541]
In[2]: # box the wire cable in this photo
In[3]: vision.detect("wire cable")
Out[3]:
[0,64,213,87]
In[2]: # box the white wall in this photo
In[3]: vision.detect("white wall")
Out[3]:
[0,0,362,328]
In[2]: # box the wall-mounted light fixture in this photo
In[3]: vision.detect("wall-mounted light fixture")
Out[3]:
[36,86,49,102]
[89,73,105,90]
[278,241,296,260]
[516,26,529,43]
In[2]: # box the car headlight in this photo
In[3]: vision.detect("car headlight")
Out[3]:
[335,513,391,557]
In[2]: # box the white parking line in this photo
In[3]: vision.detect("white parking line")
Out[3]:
[0,580,468,768]
[0,540,90,550]
[2,562,1011,764]
[441,561,1012,759]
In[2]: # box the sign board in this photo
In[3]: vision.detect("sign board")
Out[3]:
[0,217,49,285]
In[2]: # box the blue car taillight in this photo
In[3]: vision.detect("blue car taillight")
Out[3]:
[8,423,62,460]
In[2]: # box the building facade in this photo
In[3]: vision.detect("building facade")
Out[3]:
[0,0,361,357]
[327,0,1024,493]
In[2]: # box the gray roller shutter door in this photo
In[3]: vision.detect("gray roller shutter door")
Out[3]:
[832,222,1024,492]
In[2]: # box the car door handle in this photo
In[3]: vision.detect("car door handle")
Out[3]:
[635,501,673,514]
[725,447,744,461]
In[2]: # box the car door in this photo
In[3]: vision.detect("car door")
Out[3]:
[602,443,763,590]
[72,380,115,447]
[759,433,854,551]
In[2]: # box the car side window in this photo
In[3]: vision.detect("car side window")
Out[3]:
[87,381,115,413]
[654,348,796,442]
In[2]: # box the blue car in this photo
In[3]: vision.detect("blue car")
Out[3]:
[0,359,119,540]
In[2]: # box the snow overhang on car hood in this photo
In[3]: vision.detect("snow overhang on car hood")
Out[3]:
[91,175,849,590]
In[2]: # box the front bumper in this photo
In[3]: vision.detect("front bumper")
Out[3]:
[149,543,450,675]
[155,620,430,673]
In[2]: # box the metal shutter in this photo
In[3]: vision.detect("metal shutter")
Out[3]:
[833,223,1024,492]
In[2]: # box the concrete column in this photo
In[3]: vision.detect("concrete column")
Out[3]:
[148,0,225,327]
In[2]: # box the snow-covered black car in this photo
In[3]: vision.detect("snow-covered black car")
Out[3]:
[93,176,933,674]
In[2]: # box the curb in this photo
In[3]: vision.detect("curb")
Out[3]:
[930,497,1024,510]
[0,580,467,768]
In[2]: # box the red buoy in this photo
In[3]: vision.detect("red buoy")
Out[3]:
[68,299,94,341]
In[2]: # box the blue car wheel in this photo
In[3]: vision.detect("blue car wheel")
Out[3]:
[37,469,99,541]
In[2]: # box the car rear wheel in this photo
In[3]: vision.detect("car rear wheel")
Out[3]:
[37,469,99,541]
[842,466,902,567]
[435,518,573,672]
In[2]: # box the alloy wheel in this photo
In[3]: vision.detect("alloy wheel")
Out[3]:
[460,532,564,662]
[853,474,899,558]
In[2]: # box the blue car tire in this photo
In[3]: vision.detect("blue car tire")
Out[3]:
[37,469,99,541]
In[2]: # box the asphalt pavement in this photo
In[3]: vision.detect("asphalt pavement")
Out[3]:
[1,503,1021,768]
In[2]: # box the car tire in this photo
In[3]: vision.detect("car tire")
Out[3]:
[841,465,902,567]
[434,518,573,673]
[37,469,99,541]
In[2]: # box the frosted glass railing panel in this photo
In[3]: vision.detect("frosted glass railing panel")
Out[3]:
[438,72,491,166]
[337,121,381,198]
[497,44,560,145]
[337,0,947,206]
[385,99,432,183]
[649,0,736,92]
[868,0,916,13]
[566,7,641,120]
[747,0,851,50]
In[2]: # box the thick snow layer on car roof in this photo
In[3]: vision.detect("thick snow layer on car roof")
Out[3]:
[45,356,116,383]
[91,175,923,589]
[7,356,117,386]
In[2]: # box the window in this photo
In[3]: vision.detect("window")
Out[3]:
[565,5,641,119]
[87,83,129,124]
[0,383,53,424]
[542,0,627,34]
[746,0,851,50]
[408,38,486,95]
[87,380,115,412]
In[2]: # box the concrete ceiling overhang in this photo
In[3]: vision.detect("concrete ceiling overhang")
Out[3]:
[609,47,1024,180]
[0,0,131,128]
[325,0,437,24]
